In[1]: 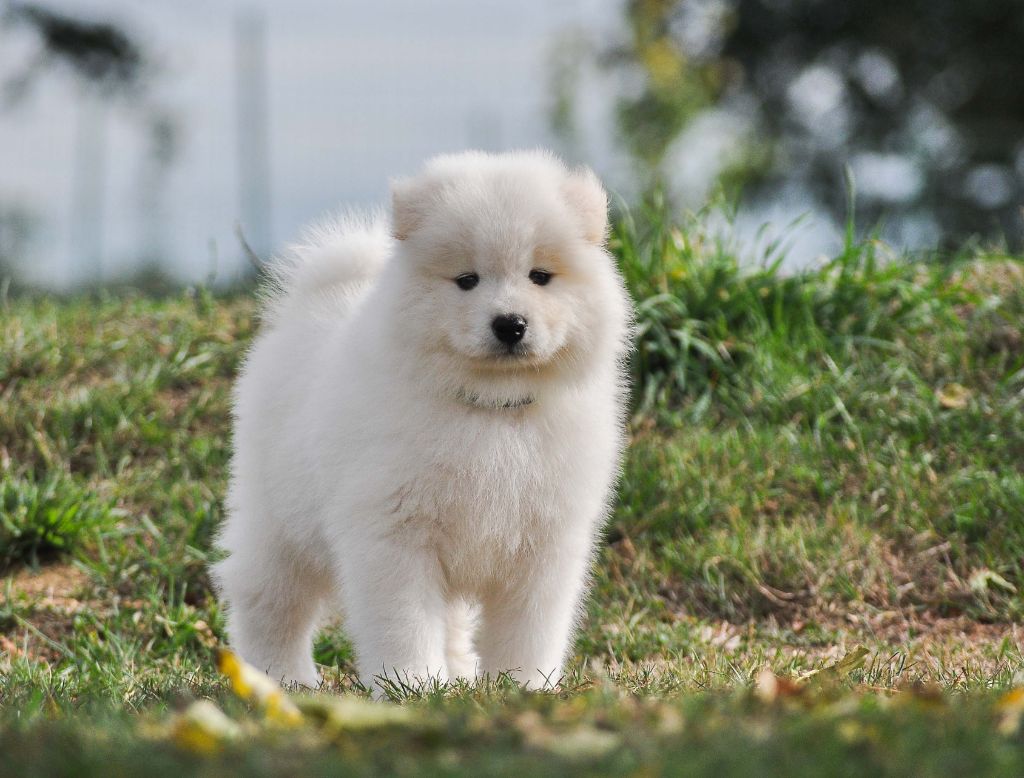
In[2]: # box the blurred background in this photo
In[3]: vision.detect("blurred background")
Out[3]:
[1,0,1022,291]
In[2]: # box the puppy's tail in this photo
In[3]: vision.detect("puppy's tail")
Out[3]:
[260,211,392,325]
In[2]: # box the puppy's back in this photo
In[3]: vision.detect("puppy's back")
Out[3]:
[261,212,392,328]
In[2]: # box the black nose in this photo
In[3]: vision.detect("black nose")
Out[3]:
[491,314,528,345]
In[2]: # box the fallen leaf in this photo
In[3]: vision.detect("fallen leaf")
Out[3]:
[996,688,1024,736]
[517,713,622,762]
[217,649,303,726]
[755,669,803,703]
[170,700,242,753]
[937,383,971,409]
[969,568,1017,594]
[295,695,416,733]
[798,647,870,684]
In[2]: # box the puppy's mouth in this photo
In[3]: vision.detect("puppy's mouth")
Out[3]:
[456,342,540,370]
[479,348,547,372]
[445,337,553,371]
[493,342,531,359]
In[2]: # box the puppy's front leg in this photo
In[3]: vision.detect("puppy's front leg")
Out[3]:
[476,545,591,689]
[340,532,449,696]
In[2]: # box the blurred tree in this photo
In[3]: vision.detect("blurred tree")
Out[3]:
[605,0,731,184]
[2,2,147,102]
[2,2,153,281]
[604,0,1024,246]
[2,3,181,287]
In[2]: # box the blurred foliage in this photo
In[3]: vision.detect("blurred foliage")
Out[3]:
[2,2,147,102]
[605,0,731,177]
[1,3,180,284]
[604,0,1024,246]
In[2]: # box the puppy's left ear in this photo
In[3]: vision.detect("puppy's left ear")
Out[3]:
[391,177,427,241]
[563,167,608,246]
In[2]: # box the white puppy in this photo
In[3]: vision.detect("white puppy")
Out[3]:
[212,150,632,694]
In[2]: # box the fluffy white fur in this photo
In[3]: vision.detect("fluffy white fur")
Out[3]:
[212,150,632,695]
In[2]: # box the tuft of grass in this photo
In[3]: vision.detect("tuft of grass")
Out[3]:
[617,198,965,421]
[0,474,117,570]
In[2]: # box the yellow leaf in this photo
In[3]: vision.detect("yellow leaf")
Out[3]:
[798,647,870,684]
[217,649,304,726]
[295,695,416,732]
[170,700,241,754]
[969,568,1017,594]
[997,688,1024,736]
[937,383,971,409]
[516,712,620,761]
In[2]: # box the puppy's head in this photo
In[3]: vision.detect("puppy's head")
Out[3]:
[389,151,627,398]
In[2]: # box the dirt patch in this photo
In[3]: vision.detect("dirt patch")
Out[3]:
[6,562,89,603]
[2,563,91,665]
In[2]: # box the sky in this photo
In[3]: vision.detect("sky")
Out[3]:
[0,0,839,288]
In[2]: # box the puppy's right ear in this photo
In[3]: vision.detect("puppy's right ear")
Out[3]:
[391,177,427,241]
[563,167,609,246]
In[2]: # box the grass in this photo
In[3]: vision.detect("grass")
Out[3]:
[0,473,118,569]
[1,209,1023,774]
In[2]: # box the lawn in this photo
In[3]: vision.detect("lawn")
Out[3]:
[2,208,1023,775]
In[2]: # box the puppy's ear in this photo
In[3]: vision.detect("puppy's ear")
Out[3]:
[563,167,608,246]
[391,177,428,241]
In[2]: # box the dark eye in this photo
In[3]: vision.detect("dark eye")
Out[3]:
[455,273,479,291]
[529,269,553,286]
